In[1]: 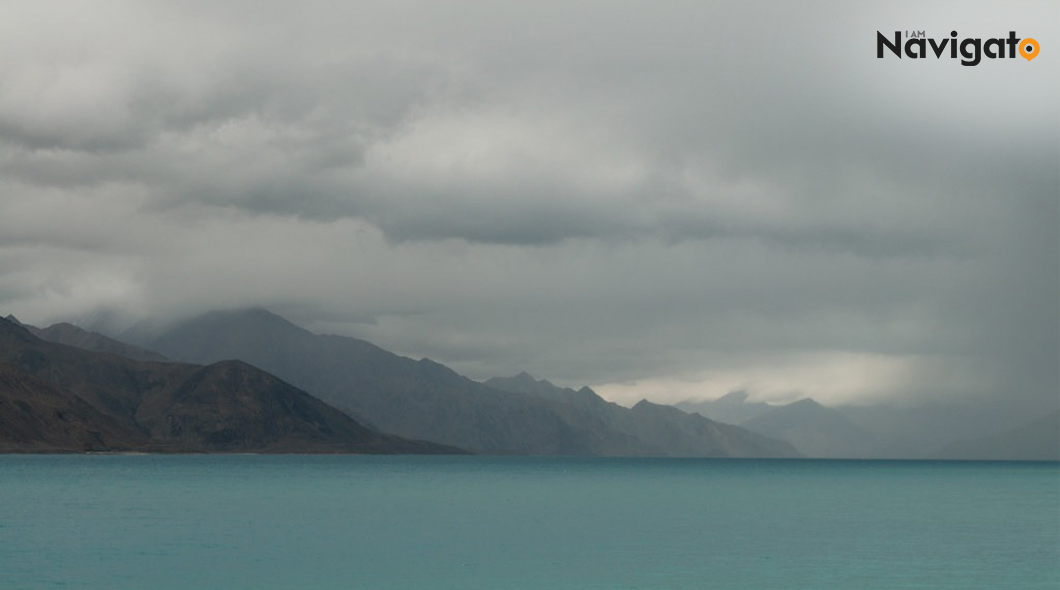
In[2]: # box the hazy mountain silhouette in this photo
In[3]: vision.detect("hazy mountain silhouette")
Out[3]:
[25,321,169,362]
[836,402,1056,460]
[675,392,878,457]
[675,386,1057,460]
[675,391,774,425]
[141,308,797,457]
[934,409,1059,461]
[740,398,877,458]
[486,373,799,457]
[0,317,457,454]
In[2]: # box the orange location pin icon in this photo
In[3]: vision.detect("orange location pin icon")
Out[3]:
[1019,38,1039,61]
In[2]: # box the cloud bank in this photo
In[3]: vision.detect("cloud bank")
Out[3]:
[1,1,1056,408]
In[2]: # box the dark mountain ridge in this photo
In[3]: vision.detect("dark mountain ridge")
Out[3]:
[0,362,150,452]
[0,317,458,454]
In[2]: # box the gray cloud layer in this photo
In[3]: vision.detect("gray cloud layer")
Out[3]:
[1,1,1056,408]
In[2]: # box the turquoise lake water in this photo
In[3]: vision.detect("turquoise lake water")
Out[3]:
[1,456,1057,589]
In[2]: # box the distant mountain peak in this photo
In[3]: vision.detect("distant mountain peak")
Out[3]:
[492,371,566,392]
[740,397,874,458]
[0,315,39,343]
[632,399,683,415]
[169,307,316,340]
[4,314,23,326]
[715,390,750,404]
[510,372,556,387]
[25,321,169,362]
[204,306,296,324]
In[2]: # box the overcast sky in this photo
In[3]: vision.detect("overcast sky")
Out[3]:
[1,1,1056,408]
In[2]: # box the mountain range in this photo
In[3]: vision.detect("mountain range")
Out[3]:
[678,393,883,458]
[485,373,797,457]
[7,306,1055,460]
[677,389,1058,460]
[0,317,457,454]
[115,308,796,457]
[738,398,878,458]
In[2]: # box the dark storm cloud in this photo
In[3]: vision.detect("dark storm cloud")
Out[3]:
[0,0,1055,408]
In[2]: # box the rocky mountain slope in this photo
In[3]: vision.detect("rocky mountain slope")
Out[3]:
[0,317,457,454]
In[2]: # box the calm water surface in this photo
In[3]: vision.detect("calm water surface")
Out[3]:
[1,456,1057,589]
